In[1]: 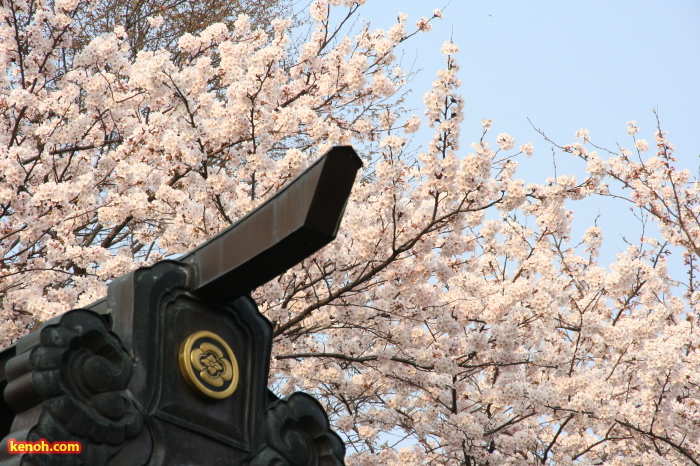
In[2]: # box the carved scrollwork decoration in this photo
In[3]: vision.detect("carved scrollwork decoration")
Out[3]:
[250,392,345,466]
[2,310,145,465]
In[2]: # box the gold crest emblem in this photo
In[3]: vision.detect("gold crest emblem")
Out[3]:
[179,330,239,399]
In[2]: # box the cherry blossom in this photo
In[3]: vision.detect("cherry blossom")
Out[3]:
[0,1,698,464]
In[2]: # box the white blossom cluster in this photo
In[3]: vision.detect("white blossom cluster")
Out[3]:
[0,0,698,463]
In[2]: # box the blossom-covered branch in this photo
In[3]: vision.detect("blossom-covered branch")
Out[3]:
[0,0,698,463]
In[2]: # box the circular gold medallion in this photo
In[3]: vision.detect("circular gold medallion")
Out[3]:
[179,330,239,399]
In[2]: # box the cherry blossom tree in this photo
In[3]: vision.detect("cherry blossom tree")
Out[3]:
[1,0,698,463]
[71,0,296,55]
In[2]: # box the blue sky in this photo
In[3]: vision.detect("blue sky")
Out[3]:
[349,0,700,266]
[356,0,700,171]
